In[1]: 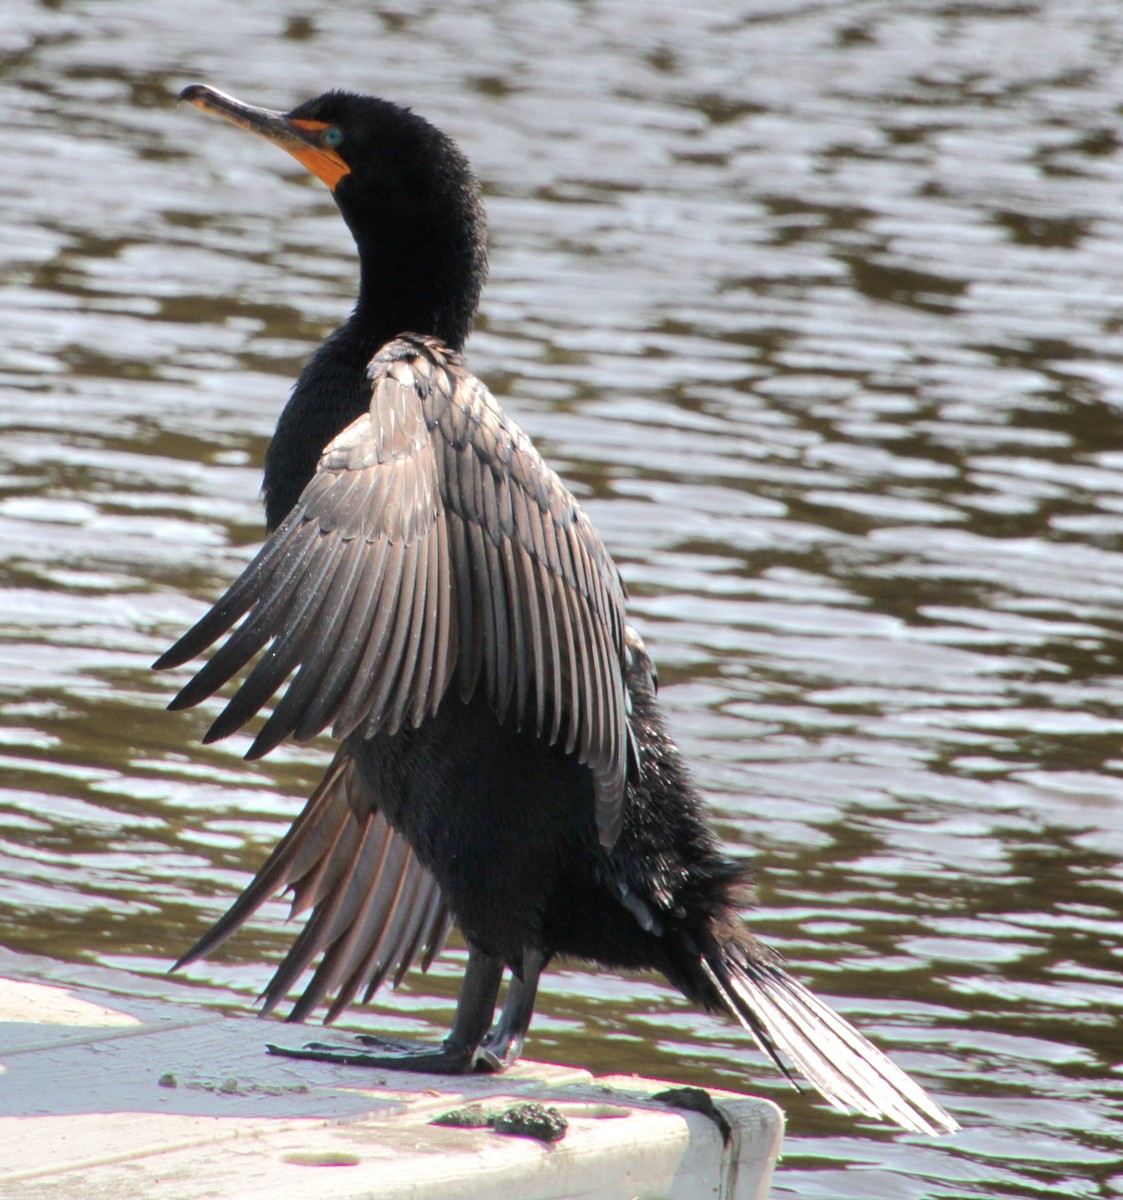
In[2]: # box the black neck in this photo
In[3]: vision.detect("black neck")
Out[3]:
[259,167,486,531]
[350,211,483,355]
[260,318,367,531]
[260,256,482,531]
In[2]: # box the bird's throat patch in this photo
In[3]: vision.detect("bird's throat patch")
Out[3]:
[288,119,351,190]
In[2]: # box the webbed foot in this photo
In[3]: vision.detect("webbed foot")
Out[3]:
[266,1035,480,1074]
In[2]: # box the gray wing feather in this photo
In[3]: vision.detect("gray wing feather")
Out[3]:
[173,746,452,1022]
[155,334,633,846]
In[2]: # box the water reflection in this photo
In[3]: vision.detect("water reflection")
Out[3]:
[2,1,1123,1197]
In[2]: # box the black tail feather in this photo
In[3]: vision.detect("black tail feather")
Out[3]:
[701,934,958,1135]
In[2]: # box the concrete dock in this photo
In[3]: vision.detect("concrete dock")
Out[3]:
[0,949,782,1199]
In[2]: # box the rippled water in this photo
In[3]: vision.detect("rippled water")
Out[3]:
[3,1,1123,1195]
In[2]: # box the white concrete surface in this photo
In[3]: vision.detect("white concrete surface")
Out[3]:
[0,948,782,1200]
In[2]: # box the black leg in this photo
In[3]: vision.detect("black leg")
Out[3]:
[475,948,546,1072]
[266,945,505,1074]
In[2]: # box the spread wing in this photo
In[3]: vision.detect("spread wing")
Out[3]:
[156,335,633,846]
[174,745,452,1022]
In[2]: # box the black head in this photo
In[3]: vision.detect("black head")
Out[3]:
[180,84,488,351]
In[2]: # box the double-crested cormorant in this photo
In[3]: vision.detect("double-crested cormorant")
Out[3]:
[158,83,957,1135]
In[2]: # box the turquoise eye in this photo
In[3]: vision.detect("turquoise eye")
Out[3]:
[323,126,344,147]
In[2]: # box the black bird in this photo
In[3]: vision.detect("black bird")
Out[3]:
[158,83,957,1135]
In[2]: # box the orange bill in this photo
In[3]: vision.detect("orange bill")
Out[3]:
[179,84,350,190]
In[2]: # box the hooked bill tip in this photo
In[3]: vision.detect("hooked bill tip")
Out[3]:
[178,83,209,105]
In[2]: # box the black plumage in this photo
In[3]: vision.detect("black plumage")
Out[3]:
[159,83,957,1135]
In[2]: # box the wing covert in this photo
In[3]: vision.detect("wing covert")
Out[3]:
[414,337,632,845]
